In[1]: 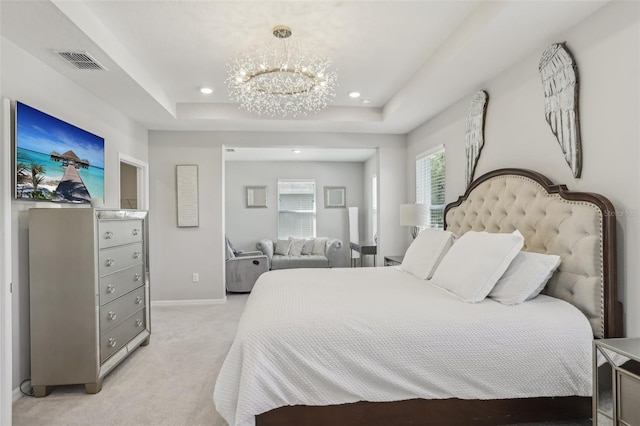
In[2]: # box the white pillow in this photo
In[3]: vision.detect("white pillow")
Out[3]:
[400,229,455,279]
[489,251,561,305]
[430,230,524,303]
[274,239,291,256]
[311,238,328,255]
[301,239,315,255]
[289,239,305,256]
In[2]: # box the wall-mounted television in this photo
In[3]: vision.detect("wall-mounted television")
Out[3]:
[15,101,104,203]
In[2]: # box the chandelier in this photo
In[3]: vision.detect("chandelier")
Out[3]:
[226,25,338,117]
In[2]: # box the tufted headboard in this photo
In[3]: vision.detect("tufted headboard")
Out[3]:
[445,168,622,338]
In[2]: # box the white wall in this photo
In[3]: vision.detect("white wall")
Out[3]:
[148,132,226,302]
[377,145,407,264]
[1,38,149,391]
[1,98,13,424]
[225,161,365,267]
[406,2,640,336]
[149,131,405,300]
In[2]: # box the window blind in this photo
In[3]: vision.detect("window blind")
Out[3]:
[278,180,316,239]
[416,147,445,229]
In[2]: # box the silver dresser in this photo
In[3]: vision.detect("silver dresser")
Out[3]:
[29,208,150,396]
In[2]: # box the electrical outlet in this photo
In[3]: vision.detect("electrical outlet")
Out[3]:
[192,272,199,283]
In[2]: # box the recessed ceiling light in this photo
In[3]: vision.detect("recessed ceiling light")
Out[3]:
[349,92,361,98]
[361,99,372,104]
[292,150,302,154]
[200,87,214,94]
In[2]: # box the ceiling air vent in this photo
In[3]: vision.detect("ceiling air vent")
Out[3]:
[55,51,107,71]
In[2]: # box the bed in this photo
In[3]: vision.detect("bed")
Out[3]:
[214,168,623,426]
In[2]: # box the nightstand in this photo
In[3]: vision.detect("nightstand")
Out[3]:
[593,338,640,425]
[384,255,404,266]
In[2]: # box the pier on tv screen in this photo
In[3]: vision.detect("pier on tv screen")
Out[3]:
[15,101,104,203]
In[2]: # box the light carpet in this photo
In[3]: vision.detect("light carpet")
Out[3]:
[13,292,591,426]
[13,294,248,426]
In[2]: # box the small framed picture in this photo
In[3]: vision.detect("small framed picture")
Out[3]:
[246,186,268,208]
[324,186,346,208]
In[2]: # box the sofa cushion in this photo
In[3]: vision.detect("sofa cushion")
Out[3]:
[289,239,305,256]
[271,255,329,270]
[274,239,291,256]
[311,238,328,255]
[301,239,315,255]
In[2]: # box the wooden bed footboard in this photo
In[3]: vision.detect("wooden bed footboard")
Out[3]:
[256,396,591,426]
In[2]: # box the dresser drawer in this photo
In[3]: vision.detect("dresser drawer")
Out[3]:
[99,287,145,333]
[98,219,143,249]
[99,264,144,305]
[100,308,146,363]
[99,242,143,277]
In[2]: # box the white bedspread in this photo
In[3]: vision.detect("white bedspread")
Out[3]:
[214,267,594,426]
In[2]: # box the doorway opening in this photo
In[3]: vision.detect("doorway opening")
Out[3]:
[120,162,138,209]
[118,153,149,210]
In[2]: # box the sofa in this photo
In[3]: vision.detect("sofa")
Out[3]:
[256,237,343,270]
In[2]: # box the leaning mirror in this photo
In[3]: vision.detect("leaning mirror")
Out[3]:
[324,186,346,208]
[246,186,267,208]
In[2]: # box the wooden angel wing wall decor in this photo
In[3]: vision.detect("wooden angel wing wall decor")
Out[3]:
[539,43,581,178]
[465,90,488,187]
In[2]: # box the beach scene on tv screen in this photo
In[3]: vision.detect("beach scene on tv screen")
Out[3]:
[16,102,104,203]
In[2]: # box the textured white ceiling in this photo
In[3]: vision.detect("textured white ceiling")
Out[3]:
[0,0,609,134]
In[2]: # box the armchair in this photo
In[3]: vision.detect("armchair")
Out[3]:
[225,237,269,293]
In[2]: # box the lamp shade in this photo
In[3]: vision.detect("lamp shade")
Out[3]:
[400,204,429,227]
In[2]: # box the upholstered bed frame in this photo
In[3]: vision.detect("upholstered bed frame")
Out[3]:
[256,168,622,426]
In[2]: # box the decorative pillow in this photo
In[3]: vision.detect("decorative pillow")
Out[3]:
[311,238,328,255]
[274,239,291,256]
[489,251,561,305]
[430,230,524,303]
[400,229,454,279]
[289,239,305,256]
[301,239,315,255]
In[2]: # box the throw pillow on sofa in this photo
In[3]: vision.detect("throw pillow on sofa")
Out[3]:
[274,239,292,256]
[289,238,305,256]
[311,238,328,255]
[301,239,315,255]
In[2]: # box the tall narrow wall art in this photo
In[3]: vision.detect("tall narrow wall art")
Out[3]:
[539,43,581,178]
[465,90,488,187]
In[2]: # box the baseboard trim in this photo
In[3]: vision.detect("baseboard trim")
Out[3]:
[150,298,227,307]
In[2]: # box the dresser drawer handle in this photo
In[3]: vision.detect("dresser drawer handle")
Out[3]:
[107,311,117,321]
[108,338,117,348]
[104,231,113,239]
[132,229,140,236]
[134,274,142,282]
[135,319,143,327]
[105,258,115,267]
[106,285,116,294]
[132,251,141,259]
[135,296,143,305]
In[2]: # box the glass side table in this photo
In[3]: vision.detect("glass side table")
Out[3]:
[593,338,640,425]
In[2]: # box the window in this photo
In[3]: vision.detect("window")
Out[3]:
[278,179,316,239]
[371,175,377,240]
[416,146,445,229]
